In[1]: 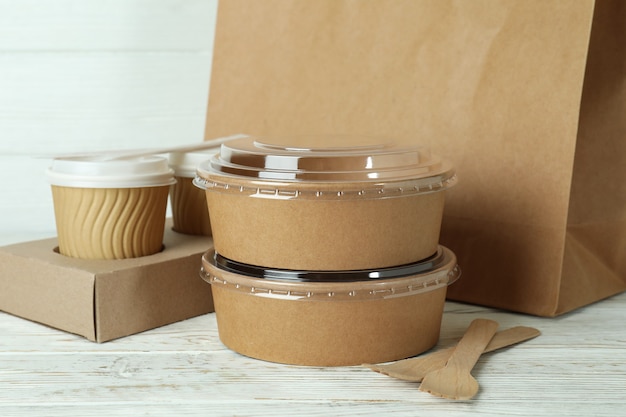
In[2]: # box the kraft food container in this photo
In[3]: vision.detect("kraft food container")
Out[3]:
[201,246,461,366]
[168,150,217,236]
[46,155,175,259]
[194,136,457,270]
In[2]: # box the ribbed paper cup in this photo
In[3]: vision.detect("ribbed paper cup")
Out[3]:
[195,136,457,270]
[168,150,216,235]
[47,155,175,260]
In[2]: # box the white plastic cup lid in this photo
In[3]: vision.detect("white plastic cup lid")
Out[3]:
[47,155,176,188]
[168,149,218,178]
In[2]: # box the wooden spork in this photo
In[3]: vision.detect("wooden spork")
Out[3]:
[419,318,499,400]
[364,325,540,382]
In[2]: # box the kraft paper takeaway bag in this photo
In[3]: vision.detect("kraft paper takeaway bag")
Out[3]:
[204,0,626,316]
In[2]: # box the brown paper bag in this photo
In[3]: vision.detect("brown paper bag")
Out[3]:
[204,0,626,316]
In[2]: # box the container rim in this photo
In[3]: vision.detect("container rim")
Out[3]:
[200,246,460,301]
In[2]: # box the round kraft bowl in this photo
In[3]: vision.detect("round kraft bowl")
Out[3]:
[194,135,457,271]
[200,246,461,366]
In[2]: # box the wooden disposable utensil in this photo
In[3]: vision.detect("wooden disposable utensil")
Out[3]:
[364,326,540,382]
[419,318,499,400]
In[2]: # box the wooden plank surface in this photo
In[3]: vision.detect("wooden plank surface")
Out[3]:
[1,293,625,416]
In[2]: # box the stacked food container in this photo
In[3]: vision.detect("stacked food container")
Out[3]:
[194,135,460,366]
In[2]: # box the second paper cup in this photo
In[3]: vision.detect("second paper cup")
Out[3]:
[168,150,217,236]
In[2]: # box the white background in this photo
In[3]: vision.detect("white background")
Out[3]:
[0,0,218,245]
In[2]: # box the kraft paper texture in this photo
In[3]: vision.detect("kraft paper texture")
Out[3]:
[204,0,626,316]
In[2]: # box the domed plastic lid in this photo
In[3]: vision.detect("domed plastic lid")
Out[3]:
[47,155,176,188]
[194,135,456,199]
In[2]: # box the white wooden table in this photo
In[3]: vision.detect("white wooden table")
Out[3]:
[1,1,625,415]
[1,281,624,416]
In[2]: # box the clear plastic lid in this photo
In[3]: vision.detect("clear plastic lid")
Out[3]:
[194,135,456,200]
[47,155,176,188]
[200,246,461,301]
